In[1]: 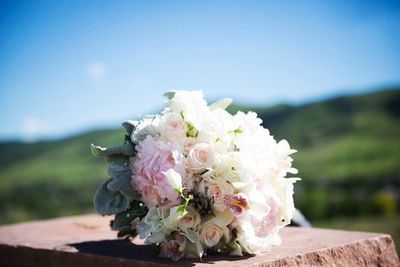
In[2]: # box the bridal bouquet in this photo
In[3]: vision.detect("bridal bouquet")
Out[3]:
[91,90,300,261]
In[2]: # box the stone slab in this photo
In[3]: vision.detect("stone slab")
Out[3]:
[0,214,398,267]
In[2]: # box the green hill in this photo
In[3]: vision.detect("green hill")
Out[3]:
[228,88,400,183]
[0,88,399,223]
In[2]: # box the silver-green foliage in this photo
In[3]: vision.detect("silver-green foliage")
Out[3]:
[92,121,147,234]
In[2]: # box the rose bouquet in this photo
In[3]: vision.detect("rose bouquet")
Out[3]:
[91,90,300,261]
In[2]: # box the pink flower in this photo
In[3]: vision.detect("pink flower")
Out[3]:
[132,136,185,207]
[250,194,280,238]
[224,193,249,217]
[159,234,187,261]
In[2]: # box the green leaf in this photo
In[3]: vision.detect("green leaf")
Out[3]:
[107,159,129,178]
[107,172,140,200]
[91,142,135,158]
[112,201,148,230]
[122,120,137,136]
[177,204,186,214]
[93,179,130,215]
[105,153,129,163]
[164,91,176,99]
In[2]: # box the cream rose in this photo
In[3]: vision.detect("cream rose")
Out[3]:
[183,137,196,154]
[199,219,230,247]
[207,180,234,212]
[179,206,201,229]
[187,143,214,171]
[159,112,186,140]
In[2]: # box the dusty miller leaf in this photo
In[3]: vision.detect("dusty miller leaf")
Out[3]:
[94,178,130,215]
[107,172,140,200]
[112,201,148,230]
[122,120,138,136]
[91,142,135,157]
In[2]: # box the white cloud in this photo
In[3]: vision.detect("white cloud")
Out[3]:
[21,116,48,141]
[86,62,107,80]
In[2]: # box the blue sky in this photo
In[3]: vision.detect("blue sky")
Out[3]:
[0,0,399,141]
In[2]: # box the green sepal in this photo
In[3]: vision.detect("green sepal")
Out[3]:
[93,178,130,215]
[186,122,198,137]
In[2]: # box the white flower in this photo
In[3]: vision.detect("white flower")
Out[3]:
[131,115,160,143]
[187,143,214,171]
[165,90,208,114]
[272,177,301,227]
[232,111,272,156]
[209,98,233,110]
[165,168,183,193]
[138,207,167,242]
[235,192,282,254]
[236,223,281,254]
[211,152,254,190]
[196,109,236,144]
[235,178,300,254]
[164,206,187,230]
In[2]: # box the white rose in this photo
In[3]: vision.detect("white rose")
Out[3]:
[199,219,230,248]
[187,143,214,171]
[196,109,236,145]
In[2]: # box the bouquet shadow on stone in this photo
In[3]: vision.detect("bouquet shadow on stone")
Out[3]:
[91,91,300,261]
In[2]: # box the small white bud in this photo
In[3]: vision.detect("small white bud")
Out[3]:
[165,168,183,193]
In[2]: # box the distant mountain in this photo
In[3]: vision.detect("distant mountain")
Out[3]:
[0,88,399,223]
